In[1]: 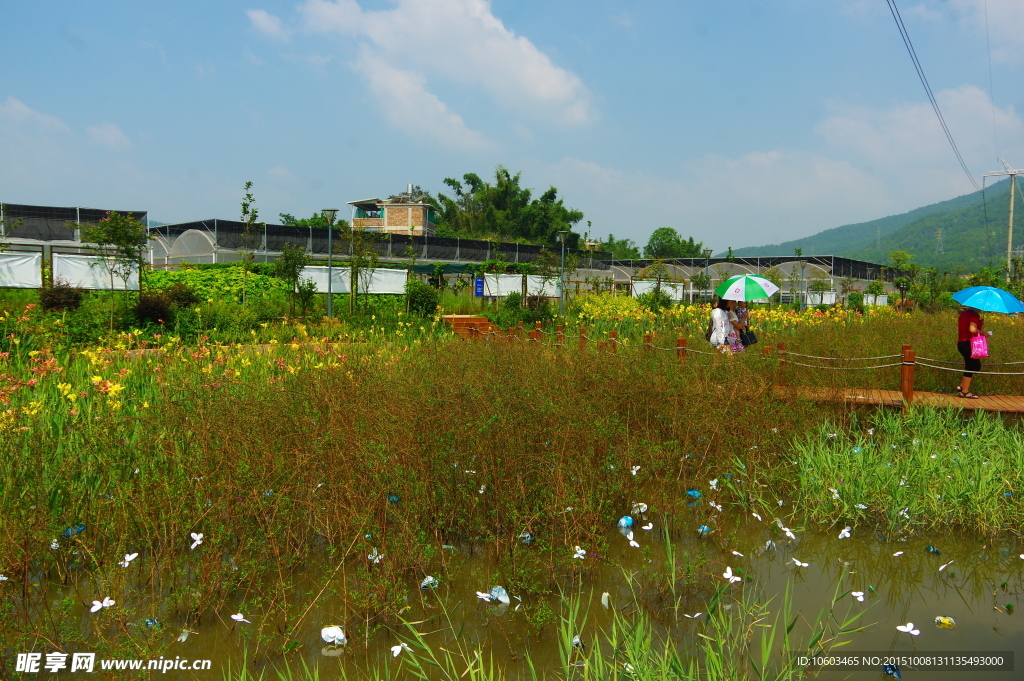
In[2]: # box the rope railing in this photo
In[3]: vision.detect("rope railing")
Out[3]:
[448,322,1024,410]
[915,361,1024,376]
[781,359,904,371]
[782,351,902,361]
[917,356,1024,366]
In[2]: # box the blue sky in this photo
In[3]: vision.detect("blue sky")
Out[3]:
[1,0,1022,251]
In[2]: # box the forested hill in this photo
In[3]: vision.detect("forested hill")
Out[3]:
[844,180,1017,272]
[727,178,1011,265]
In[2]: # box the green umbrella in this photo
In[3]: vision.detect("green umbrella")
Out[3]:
[714,274,780,301]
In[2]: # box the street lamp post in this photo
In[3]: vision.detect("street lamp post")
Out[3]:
[702,248,713,302]
[557,231,569,315]
[322,209,339,317]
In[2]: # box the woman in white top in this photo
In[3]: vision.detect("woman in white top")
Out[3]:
[709,298,733,350]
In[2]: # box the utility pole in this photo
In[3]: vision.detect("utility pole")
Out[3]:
[984,158,1020,279]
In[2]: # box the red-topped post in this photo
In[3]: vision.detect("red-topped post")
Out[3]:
[676,337,687,361]
[609,330,618,354]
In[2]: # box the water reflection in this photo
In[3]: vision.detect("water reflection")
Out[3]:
[12,509,1024,680]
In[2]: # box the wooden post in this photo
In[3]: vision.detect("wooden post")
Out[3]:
[609,330,618,354]
[643,333,652,353]
[507,327,515,342]
[901,344,915,410]
[579,327,587,351]
[598,340,606,352]
[517,320,524,340]
[556,324,565,348]
[676,337,687,361]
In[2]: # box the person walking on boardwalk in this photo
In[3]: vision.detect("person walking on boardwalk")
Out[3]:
[956,306,991,399]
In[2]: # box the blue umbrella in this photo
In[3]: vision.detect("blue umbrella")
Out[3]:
[951,286,1024,314]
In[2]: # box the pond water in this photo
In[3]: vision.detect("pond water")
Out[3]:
[27,501,1024,680]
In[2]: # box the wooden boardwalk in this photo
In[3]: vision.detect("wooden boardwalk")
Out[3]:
[776,386,1024,413]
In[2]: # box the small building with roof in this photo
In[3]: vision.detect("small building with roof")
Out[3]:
[349,188,437,236]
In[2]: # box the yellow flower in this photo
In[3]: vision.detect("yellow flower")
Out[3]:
[107,383,126,396]
[143,401,149,409]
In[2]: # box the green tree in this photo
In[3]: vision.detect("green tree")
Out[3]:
[274,243,311,316]
[279,212,349,230]
[602,233,642,260]
[690,271,711,301]
[240,181,265,306]
[78,210,152,330]
[643,227,703,259]
[435,166,584,246]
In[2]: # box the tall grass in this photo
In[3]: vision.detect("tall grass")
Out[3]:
[0,325,1020,674]
[791,407,1024,533]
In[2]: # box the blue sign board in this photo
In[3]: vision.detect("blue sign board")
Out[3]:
[475,277,484,297]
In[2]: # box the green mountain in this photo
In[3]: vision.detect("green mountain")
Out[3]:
[728,178,1013,271]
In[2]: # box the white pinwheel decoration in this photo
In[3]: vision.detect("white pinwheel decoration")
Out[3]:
[90,597,115,613]
[321,626,347,646]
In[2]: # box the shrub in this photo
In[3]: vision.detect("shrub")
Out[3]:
[162,282,201,309]
[296,278,318,317]
[39,279,84,312]
[637,288,674,313]
[502,291,523,310]
[133,292,171,324]
[406,279,440,316]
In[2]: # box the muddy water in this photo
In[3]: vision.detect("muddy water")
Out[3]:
[38,507,1024,680]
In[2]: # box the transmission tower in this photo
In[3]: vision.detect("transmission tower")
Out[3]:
[936,228,943,254]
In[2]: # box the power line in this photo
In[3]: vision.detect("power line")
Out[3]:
[983,0,1000,158]
[885,0,981,192]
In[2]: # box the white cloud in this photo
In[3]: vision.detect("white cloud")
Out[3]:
[247,9,292,42]
[611,12,633,28]
[87,122,132,149]
[540,153,890,253]
[531,85,1024,252]
[817,85,1022,185]
[950,0,1024,62]
[249,0,593,147]
[266,166,297,183]
[354,53,493,151]
[0,96,70,134]
[905,3,944,22]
